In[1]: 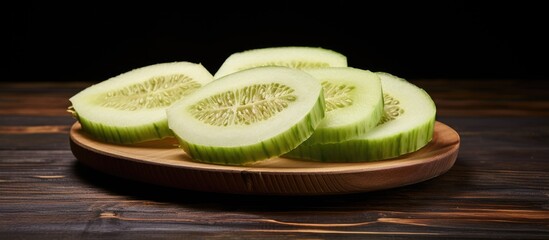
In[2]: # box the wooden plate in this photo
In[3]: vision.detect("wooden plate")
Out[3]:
[70,121,460,196]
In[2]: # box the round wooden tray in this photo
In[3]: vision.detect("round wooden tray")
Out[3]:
[70,121,460,196]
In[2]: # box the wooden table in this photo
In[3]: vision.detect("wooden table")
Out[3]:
[1,80,548,239]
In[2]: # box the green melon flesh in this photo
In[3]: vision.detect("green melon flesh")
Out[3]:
[300,67,384,145]
[69,62,214,144]
[166,66,326,166]
[213,46,347,79]
[284,72,437,162]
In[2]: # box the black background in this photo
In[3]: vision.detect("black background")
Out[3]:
[6,2,548,83]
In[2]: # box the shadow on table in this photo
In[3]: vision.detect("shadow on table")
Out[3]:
[72,158,471,211]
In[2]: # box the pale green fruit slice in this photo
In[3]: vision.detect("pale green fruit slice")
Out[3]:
[68,62,214,144]
[213,46,347,79]
[300,67,384,145]
[167,66,325,165]
[284,72,436,162]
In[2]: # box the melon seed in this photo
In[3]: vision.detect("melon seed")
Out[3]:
[189,83,297,126]
[379,93,405,124]
[99,74,201,110]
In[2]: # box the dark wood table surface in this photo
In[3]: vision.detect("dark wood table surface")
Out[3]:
[1,79,548,239]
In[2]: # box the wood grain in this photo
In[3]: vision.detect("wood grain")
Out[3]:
[1,80,549,239]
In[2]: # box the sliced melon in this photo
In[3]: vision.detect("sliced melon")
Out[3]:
[167,66,325,165]
[284,72,436,162]
[213,46,347,79]
[300,67,384,145]
[68,62,214,144]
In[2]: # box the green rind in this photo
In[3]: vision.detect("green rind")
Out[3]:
[284,72,436,162]
[300,67,384,145]
[76,116,172,145]
[304,105,384,145]
[284,117,435,162]
[177,94,326,165]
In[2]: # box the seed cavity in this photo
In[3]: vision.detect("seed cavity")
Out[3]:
[189,83,297,126]
[99,74,201,110]
[241,61,330,70]
[322,81,354,112]
[379,93,404,124]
